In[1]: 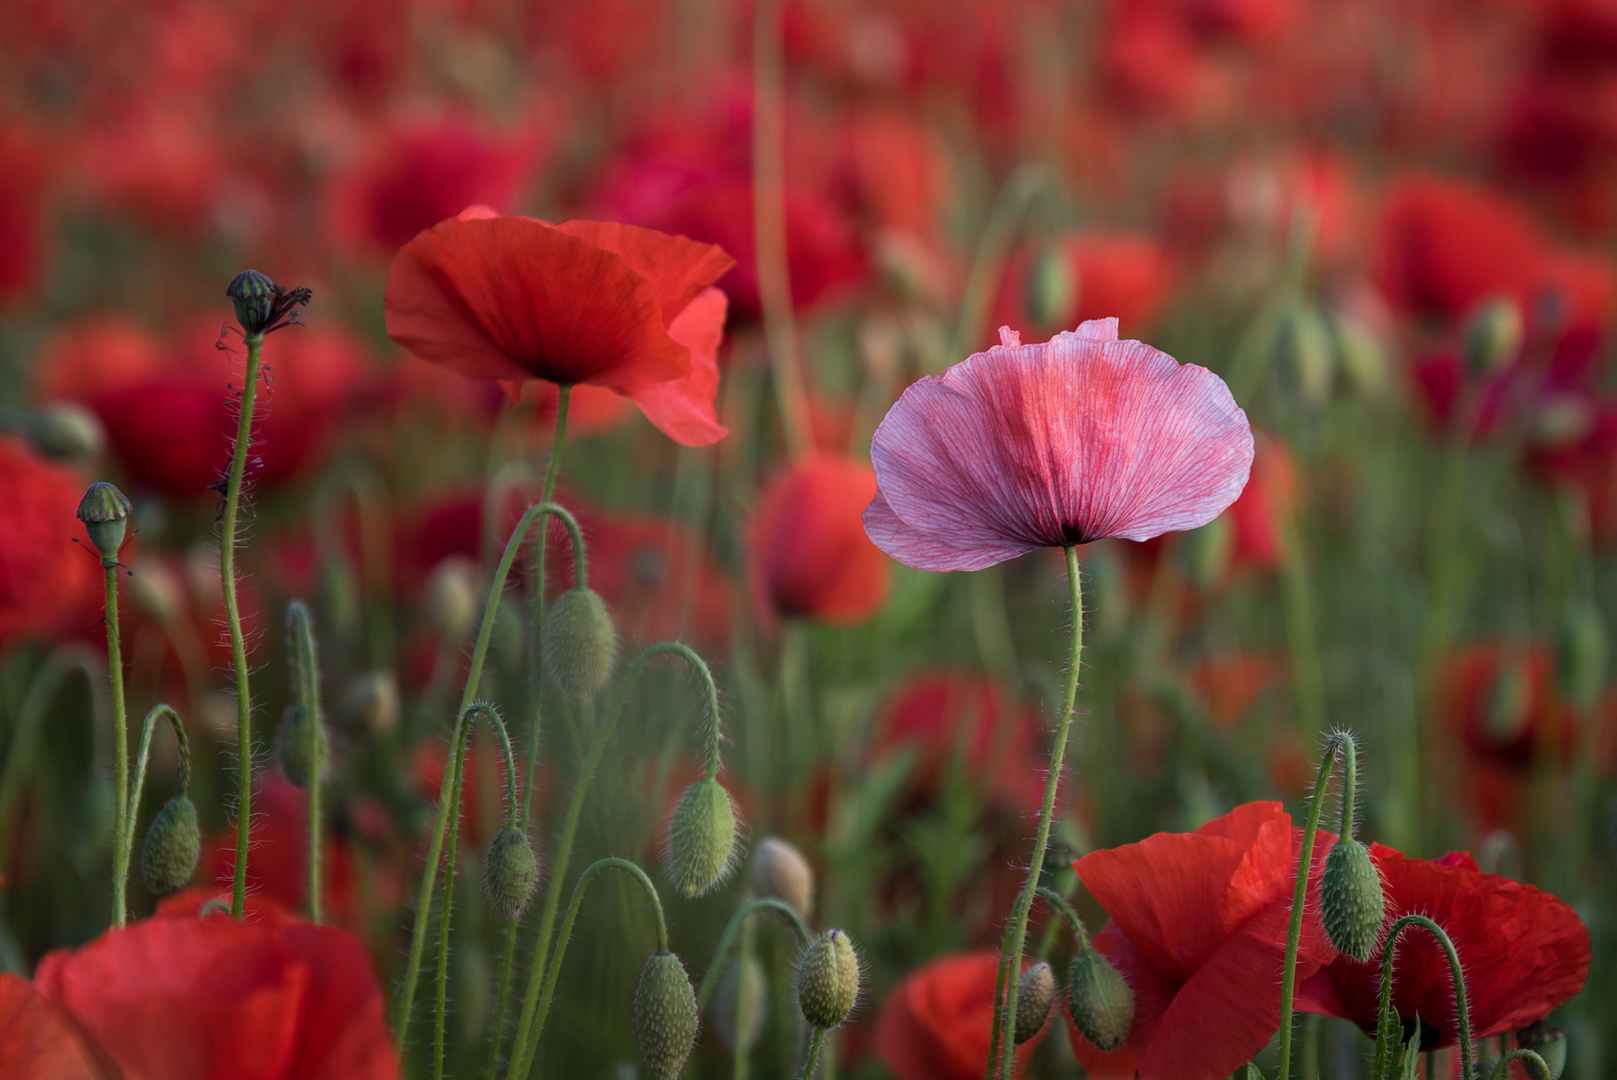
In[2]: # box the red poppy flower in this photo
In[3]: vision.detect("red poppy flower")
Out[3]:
[865,320,1253,571]
[1297,845,1591,1048]
[1067,801,1337,1080]
[0,124,45,304]
[1225,433,1296,574]
[1190,653,1284,728]
[32,891,396,1080]
[748,452,890,624]
[384,207,733,447]
[992,233,1175,345]
[0,974,102,1079]
[875,952,1044,1080]
[0,436,100,651]
[871,674,1042,812]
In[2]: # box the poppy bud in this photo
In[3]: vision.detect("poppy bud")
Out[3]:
[1278,302,1335,405]
[29,402,104,460]
[1332,314,1389,396]
[77,481,131,562]
[228,270,278,335]
[1013,961,1055,1044]
[424,556,481,641]
[1322,836,1385,962]
[1463,297,1522,375]
[796,929,860,1030]
[127,557,184,626]
[542,586,617,704]
[1024,246,1077,329]
[342,670,400,737]
[1556,602,1607,711]
[139,795,200,896]
[633,950,700,1080]
[275,703,329,788]
[748,836,814,917]
[710,954,768,1052]
[482,826,540,920]
[666,779,739,899]
[1065,949,1133,1053]
[1516,1020,1567,1080]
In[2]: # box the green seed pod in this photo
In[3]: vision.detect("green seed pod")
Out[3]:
[633,950,700,1080]
[275,703,329,788]
[748,836,814,917]
[227,269,277,334]
[1013,961,1055,1044]
[29,402,104,460]
[1516,1020,1568,1080]
[482,826,540,920]
[1278,302,1335,406]
[1024,245,1077,329]
[1321,837,1385,962]
[1463,296,1523,375]
[796,929,859,1030]
[666,779,738,899]
[1065,949,1133,1053]
[139,796,200,896]
[710,954,768,1052]
[1332,313,1389,397]
[542,587,617,704]
[77,482,131,561]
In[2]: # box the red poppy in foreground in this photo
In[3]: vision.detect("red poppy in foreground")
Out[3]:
[1068,801,1336,1080]
[0,974,101,1079]
[875,952,1044,1080]
[31,892,397,1080]
[748,452,889,624]
[865,320,1253,571]
[1298,845,1589,1049]
[384,206,734,446]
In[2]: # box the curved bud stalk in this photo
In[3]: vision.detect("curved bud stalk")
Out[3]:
[1038,886,1134,1055]
[1321,736,1385,962]
[1371,915,1473,1080]
[696,897,812,1010]
[128,705,195,898]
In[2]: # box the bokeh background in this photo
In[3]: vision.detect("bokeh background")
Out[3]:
[0,0,1613,1076]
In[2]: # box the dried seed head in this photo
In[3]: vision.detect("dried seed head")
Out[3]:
[633,950,699,1080]
[796,929,860,1030]
[1014,962,1055,1044]
[275,703,329,788]
[666,779,739,899]
[226,270,311,338]
[139,796,200,896]
[482,826,540,921]
[1322,837,1385,962]
[1065,949,1134,1053]
[710,954,768,1052]
[77,482,131,561]
[748,836,814,917]
[542,587,617,704]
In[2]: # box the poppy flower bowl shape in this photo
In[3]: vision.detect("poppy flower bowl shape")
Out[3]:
[1297,845,1590,1050]
[864,319,1253,571]
[875,952,1044,1080]
[384,206,735,446]
[1067,802,1338,1080]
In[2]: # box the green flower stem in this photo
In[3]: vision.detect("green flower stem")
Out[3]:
[951,163,1056,362]
[220,334,265,919]
[799,1028,827,1080]
[1034,886,1087,947]
[286,602,323,924]
[434,702,517,1080]
[486,386,570,1080]
[1277,490,1328,740]
[311,459,395,669]
[696,897,814,1008]
[990,545,1083,1080]
[735,916,757,1080]
[506,642,719,1079]
[1371,916,1472,1080]
[393,498,562,1057]
[1337,732,1358,837]
[122,704,189,875]
[101,553,130,927]
[1277,732,1347,1080]
[0,647,102,872]
[1489,1049,1553,1080]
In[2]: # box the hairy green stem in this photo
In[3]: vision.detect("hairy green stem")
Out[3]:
[223,334,263,919]
[1489,1049,1553,1080]
[1371,915,1472,1080]
[286,602,323,924]
[697,897,814,1008]
[800,1028,827,1080]
[123,704,189,881]
[99,555,130,927]
[952,164,1056,362]
[1035,886,1087,946]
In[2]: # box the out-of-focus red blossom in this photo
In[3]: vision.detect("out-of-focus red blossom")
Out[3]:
[866,320,1253,571]
[1526,397,1617,543]
[32,890,398,1080]
[1298,845,1590,1048]
[0,974,102,1079]
[1224,433,1296,574]
[991,233,1175,345]
[0,124,45,303]
[411,739,525,852]
[0,437,100,651]
[1069,801,1336,1080]
[832,107,950,234]
[874,952,1043,1080]
[1191,653,1283,727]
[528,0,671,84]
[73,103,226,232]
[328,115,540,255]
[385,207,733,446]
[38,318,373,497]
[1101,0,1297,115]
[871,673,1042,812]
[748,452,890,625]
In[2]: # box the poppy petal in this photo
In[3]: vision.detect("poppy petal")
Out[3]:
[554,220,735,327]
[0,974,105,1080]
[629,286,729,446]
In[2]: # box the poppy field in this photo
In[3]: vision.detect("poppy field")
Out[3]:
[0,1,1613,1078]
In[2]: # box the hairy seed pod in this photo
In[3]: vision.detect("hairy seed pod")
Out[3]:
[748,836,814,917]
[482,826,540,920]
[666,779,738,899]
[1014,961,1055,1044]
[710,954,768,1052]
[275,703,329,788]
[542,587,617,704]
[796,929,859,1030]
[139,796,200,896]
[633,950,700,1080]
[1322,836,1385,962]
[77,481,131,561]
[1066,949,1134,1053]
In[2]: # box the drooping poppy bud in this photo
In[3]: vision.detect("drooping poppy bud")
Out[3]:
[633,950,700,1080]
[710,954,768,1052]
[275,703,329,789]
[1322,836,1385,962]
[76,482,131,562]
[1278,302,1335,405]
[28,402,104,460]
[796,929,860,1030]
[1014,961,1055,1044]
[482,826,540,920]
[665,778,738,899]
[1463,297,1523,375]
[1065,949,1133,1052]
[542,586,617,704]
[749,836,814,917]
[139,796,199,896]
[226,270,312,338]
[1516,1020,1567,1080]
[342,670,400,737]
[424,557,481,641]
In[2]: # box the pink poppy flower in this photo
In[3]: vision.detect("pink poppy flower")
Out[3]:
[864,319,1253,571]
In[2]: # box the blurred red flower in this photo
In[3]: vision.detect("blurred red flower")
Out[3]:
[991,233,1175,345]
[0,124,46,304]
[0,974,101,1079]
[1068,801,1336,1080]
[1191,653,1284,727]
[385,207,733,446]
[748,452,890,625]
[0,436,100,651]
[874,952,1043,1080]
[865,320,1253,571]
[1225,433,1296,574]
[1297,845,1590,1048]
[871,673,1042,812]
